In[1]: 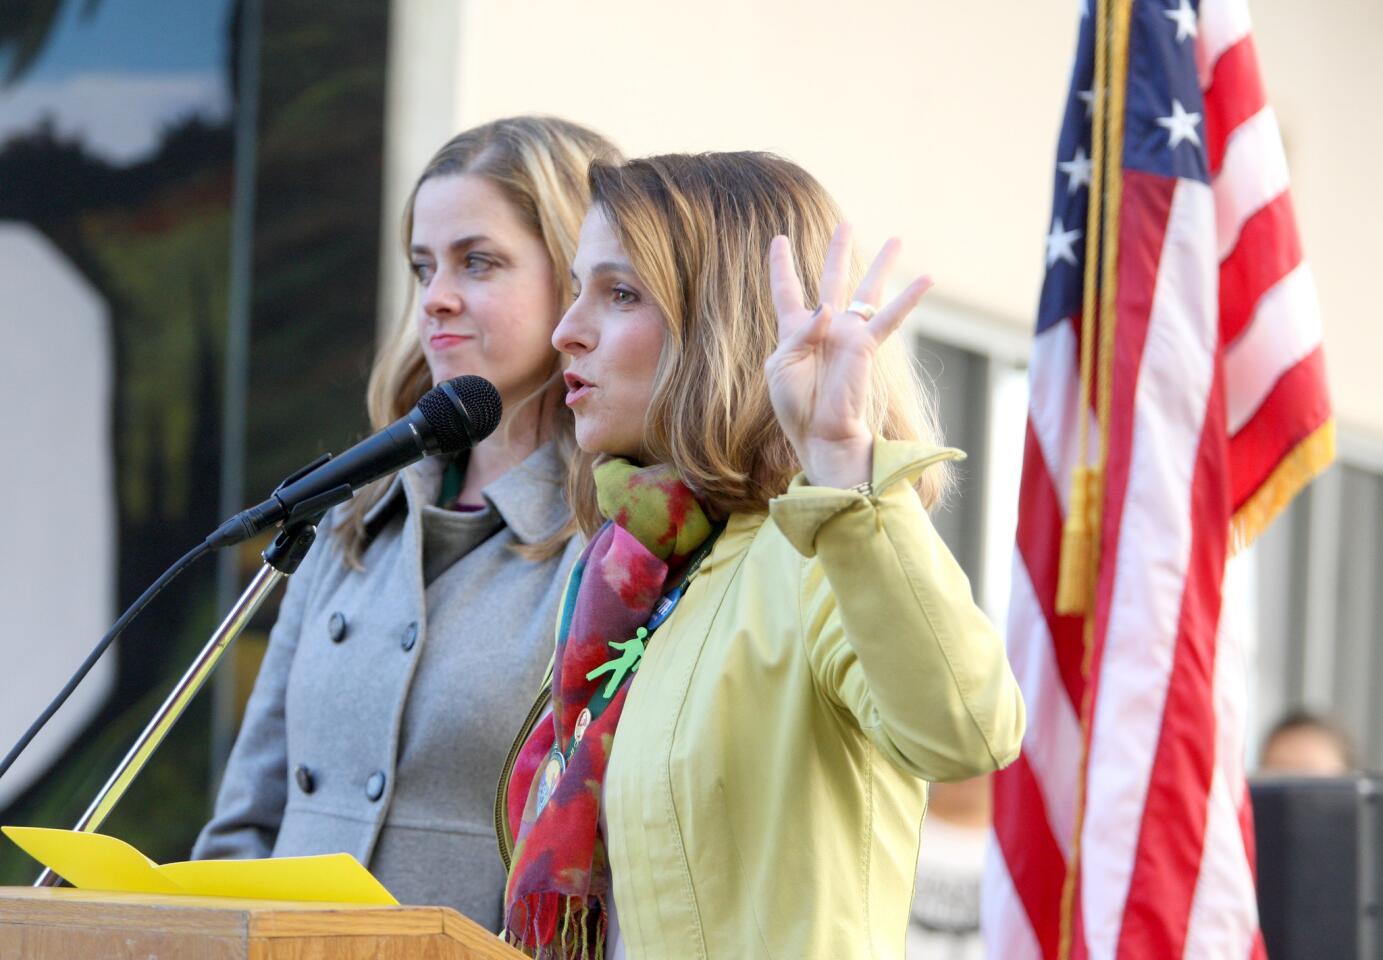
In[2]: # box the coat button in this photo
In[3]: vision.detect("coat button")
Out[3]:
[294,764,315,794]
[400,621,418,652]
[365,771,386,802]
[328,612,347,643]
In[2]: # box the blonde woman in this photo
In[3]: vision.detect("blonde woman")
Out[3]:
[195,117,618,926]
[497,153,1024,958]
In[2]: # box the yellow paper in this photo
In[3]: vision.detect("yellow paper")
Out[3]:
[2,827,185,896]
[160,853,397,904]
[2,826,397,905]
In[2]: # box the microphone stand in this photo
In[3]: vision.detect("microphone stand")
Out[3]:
[34,519,320,887]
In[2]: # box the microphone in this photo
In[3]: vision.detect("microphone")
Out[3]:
[207,375,502,548]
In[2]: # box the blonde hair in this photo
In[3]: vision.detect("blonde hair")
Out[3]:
[573,151,950,535]
[341,116,619,564]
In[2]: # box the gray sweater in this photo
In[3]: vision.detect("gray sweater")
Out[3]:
[193,444,579,929]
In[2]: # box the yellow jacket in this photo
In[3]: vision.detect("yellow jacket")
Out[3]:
[498,438,1025,958]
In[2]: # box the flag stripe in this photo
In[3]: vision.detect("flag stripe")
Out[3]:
[1183,581,1258,959]
[1228,346,1331,511]
[1237,778,1258,878]
[991,408,1088,960]
[1182,768,1260,958]
[1016,417,1089,711]
[1214,106,1290,261]
[1071,878,1089,960]
[1007,553,1084,856]
[1195,0,1252,90]
[1203,36,1266,175]
[1029,316,1085,518]
[992,753,1067,959]
[982,843,1044,960]
[1219,189,1302,346]
[1065,169,1173,960]
[1225,263,1322,433]
[1081,175,1209,959]
[1116,343,1227,959]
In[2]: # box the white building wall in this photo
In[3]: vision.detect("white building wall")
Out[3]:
[378,0,1381,444]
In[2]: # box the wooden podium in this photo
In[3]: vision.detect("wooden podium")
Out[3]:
[0,887,525,959]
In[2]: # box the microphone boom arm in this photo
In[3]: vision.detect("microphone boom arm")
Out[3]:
[34,520,320,887]
[27,374,503,884]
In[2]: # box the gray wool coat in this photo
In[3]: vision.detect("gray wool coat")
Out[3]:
[193,443,580,930]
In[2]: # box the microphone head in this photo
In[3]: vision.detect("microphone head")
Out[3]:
[418,375,503,453]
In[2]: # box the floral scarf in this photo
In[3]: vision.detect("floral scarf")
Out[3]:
[502,458,713,958]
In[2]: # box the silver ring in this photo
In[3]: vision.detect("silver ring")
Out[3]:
[845,299,877,321]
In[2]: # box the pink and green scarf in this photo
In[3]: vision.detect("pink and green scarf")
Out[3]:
[502,459,712,958]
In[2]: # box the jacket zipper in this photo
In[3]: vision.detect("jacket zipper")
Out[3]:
[494,670,552,872]
[496,563,579,872]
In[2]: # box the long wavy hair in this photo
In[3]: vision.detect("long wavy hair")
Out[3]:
[570,151,950,535]
[340,116,619,565]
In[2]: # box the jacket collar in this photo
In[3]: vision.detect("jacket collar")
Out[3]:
[361,442,570,545]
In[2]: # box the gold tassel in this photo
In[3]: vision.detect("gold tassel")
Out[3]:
[1056,466,1095,615]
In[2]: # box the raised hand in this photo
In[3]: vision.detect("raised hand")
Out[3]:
[765,222,933,489]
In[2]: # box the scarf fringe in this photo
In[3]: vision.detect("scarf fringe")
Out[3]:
[504,892,608,960]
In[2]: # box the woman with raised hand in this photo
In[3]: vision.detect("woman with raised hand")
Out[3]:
[195,116,619,927]
[497,152,1024,959]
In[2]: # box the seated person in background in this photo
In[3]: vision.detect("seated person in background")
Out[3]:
[1258,708,1355,776]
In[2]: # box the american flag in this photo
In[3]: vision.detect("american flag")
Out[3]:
[982,0,1334,957]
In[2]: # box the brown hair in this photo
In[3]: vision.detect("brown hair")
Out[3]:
[340,116,619,564]
[570,151,950,535]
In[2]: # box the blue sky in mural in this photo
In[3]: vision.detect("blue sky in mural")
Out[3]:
[0,0,233,166]
[16,0,228,82]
